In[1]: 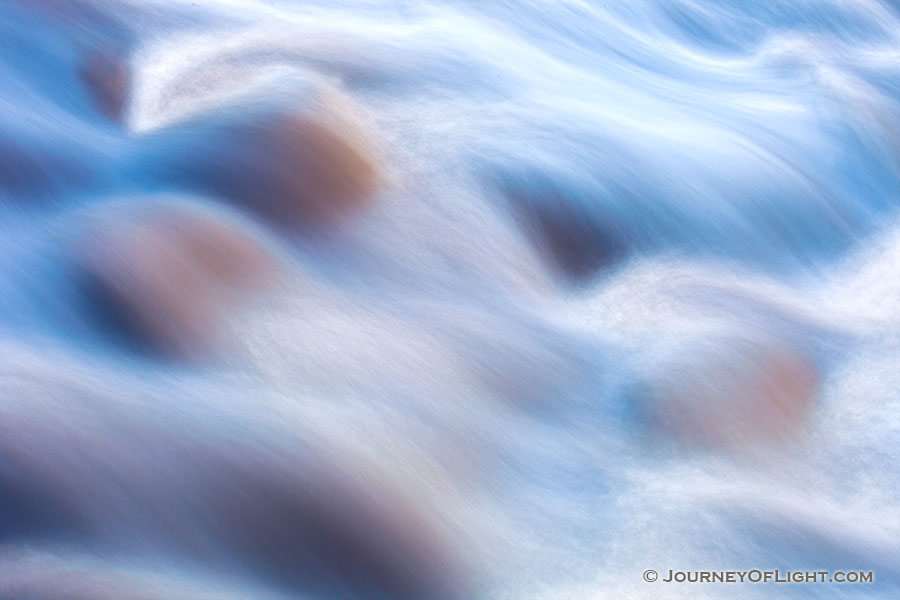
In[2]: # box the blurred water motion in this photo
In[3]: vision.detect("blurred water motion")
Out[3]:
[0,0,899,598]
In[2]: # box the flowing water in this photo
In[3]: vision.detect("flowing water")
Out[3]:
[1,0,899,598]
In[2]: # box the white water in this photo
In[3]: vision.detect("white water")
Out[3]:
[0,0,899,598]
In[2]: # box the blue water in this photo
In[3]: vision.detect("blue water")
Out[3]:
[0,0,899,598]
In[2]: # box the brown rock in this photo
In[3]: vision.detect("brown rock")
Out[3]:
[10,0,133,122]
[79,46,130,122]
[74,201,279,359]
[160,88,383,231]
[636,335,818,448]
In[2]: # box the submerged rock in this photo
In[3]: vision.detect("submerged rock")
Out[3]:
[79,46,131,122]
[486,166,628,285]
[11,0,135,123]
[176,108,381,229]
[208,456,470,600]
[634,334,819,448]
[72,200,280,360]
[136,61,384,231]
[0,359,473,600]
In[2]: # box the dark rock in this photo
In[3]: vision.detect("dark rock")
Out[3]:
[488,167,628,284]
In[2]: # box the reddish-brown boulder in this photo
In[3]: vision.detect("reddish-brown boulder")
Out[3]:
[74,201,280,359]
[636,335,818,448]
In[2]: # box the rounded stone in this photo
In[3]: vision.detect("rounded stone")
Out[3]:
[487,167,628,285]
[79,46,130,122]
[634,334,819,448]
[174,111,380,231]
[73,200,280,359]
